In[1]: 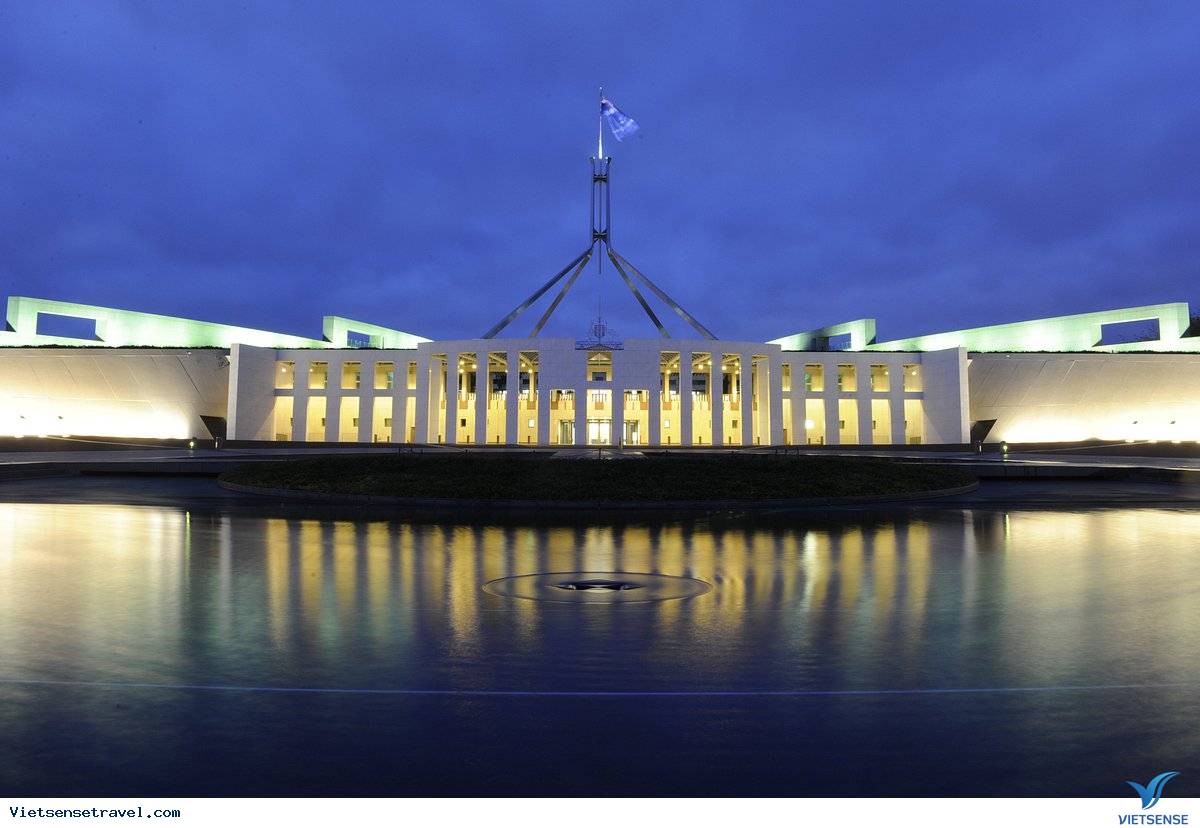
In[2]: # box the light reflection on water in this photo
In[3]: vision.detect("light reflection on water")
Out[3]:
[1,503,1198,795]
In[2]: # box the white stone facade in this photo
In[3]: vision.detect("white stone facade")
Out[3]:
[224,339,970,447]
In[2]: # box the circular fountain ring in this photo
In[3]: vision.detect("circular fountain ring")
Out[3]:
[482,571,710,604]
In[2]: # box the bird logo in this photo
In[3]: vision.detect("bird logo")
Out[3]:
[1125,771,1179,810]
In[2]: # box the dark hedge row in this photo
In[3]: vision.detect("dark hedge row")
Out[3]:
[220,453,975,502]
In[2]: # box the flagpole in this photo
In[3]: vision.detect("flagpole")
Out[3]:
[597,86,604,159]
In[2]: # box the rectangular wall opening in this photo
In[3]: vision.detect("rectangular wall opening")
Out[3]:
[339,397,360,442]
[721,354,742,445]
[691,352,712,445]
[305,397,327,442]
[586,390,612,445]
[903,364,923,392]
[869,364,890,392]
[660,352,681,445]
[805,364,824,392]
[373,398,393,443]
[455,353,477,444]
[274,361,295,390]
[486,351,507,444]
[273,397,294,441]
[374,362,394,390]
[35,313,97,340]
[550,390,575,445]
[587,351,613,382]
[751,355,770,446]
[428,354,446,443]
[804,399,825,444]
[1099,319,1160,346]
[904,399,924,444]
[518,351,539,445]
[308,362,328,390]
[870,399,891,444]
[837,364,857,392]
[623,389,650,446]
[825,333,852,351]
[837,399,859,444]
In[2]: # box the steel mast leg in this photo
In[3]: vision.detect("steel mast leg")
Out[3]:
[609,249,717,340]
[481,247,594,338]
[605,247,670,337]
[529,248,595,336]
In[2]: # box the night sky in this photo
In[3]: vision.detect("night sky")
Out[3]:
[3,2,1197,344]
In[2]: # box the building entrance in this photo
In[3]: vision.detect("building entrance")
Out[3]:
[587,419,611,446]
[623,419,640,446]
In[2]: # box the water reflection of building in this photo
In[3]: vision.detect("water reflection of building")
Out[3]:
[2,504,1199,691]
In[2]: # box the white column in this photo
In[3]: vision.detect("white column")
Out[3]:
[574,385,587,446]
[358,389,373,443]
[680,354,694,446]
[649,370,661,447]
[768,353,784,446]
[506,350,520,445]
[474,356,487,445]
[612,386,625,447]
[391,385,405,444]
[740,354,753,446]
[824,394,840,445]
[443,352,459,445]
[711,357,724,447]
[858,396,873,446]
[890,393,906,445]
[291,389,308,442]
[537,380,551,447]
[412,355,429,443]
[325,389,340,443]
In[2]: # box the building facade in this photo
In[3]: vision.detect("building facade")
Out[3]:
[2,295,1198,447]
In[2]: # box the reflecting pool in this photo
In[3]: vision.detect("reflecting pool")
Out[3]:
[1,499,1198,795]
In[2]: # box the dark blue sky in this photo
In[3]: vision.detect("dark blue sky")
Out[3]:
[3,2,1197,343]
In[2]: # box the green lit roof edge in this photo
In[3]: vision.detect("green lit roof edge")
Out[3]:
[1,296,428,350]
[771,302,1199,353]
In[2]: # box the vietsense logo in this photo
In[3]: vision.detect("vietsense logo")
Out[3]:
[1119,772,1188,826]
[1128,772,1180,810]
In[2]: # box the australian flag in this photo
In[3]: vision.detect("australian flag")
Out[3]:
[601,98,640,141]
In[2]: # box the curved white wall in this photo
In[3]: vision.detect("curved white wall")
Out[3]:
[0,349,229,439]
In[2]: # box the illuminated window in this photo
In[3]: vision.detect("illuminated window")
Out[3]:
[308,362,328,390]
[837,365,856,392]
[587,351,613,381]
[374,362,395,390]
[341,362,361,390]
[903,364,923,392]
[275,361,295,390]
[869,364,889,392]
[804,364,824,392]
